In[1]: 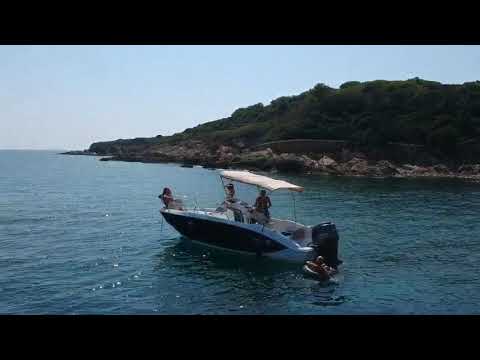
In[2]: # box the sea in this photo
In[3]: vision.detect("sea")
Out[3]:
[1,150,479,314]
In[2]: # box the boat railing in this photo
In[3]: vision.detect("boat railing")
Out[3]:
[170,194,230,215]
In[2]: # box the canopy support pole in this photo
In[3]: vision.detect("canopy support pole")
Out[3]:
[291,192,297,223]
[193,194,199,211]
[220,176,226,195]
[219,175,231,221]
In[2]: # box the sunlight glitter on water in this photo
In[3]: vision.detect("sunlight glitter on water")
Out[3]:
[1,151,480,314]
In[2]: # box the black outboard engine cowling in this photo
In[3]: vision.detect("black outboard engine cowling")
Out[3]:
[311,222,341,269]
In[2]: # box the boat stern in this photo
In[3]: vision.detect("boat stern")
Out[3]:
[310,222,342,269]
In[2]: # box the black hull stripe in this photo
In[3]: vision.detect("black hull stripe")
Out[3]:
[162,211,287,254]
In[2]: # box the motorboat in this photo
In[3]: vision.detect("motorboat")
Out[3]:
[160,170,341,266]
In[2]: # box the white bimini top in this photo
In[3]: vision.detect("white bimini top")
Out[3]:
[220,170,304,193]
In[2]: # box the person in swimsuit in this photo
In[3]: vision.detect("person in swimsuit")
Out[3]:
[225,183,236,203]
[305,256,336,281]
[159,187,174,208]
[254,189,272,219]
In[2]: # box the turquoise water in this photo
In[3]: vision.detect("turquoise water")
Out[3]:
[1,150,480,314]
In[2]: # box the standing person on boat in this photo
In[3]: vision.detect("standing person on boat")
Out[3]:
[225,183,236,203]
[159,187,174,208]
[254,189,272,220]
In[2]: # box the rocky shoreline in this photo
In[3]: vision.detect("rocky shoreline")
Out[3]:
[59,150,99,156]
[85,141,480,182]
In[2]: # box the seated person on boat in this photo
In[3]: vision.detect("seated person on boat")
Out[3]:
[159,187,184,210]
[222,187,254,223]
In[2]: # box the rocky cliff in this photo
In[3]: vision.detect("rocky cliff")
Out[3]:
[96,139,480,181]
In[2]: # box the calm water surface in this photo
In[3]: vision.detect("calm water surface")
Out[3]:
[1,150,479,314]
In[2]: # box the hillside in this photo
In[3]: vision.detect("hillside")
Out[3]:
[82,78,480,179]
[90,78,480,156]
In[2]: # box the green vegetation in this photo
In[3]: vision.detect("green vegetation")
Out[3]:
[89,78,480,158]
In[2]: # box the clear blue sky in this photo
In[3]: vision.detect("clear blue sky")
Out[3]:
[1,45,480,150]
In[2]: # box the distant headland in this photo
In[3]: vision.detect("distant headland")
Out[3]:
[60,150,98,156]
[62,78,480,181]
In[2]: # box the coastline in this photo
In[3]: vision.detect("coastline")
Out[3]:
[61,146,480,182]
[56,78,480,184]
[59,150,99,156]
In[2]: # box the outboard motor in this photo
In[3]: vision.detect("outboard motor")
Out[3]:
[311,222,342,269]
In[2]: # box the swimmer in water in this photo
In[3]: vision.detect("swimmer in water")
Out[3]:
[305,256,336,281]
